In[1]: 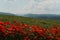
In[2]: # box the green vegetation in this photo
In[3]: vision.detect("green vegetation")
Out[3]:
[0,15,60,28]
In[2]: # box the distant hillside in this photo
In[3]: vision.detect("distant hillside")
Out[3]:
[1,12,60,20]
[0,12,15,16]
[24,14,60,20]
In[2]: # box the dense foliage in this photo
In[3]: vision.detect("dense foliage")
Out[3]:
[0,15,60,40]
[0,20,59,40]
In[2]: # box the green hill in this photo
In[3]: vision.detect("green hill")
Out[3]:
[0,15,60,28]
[0,12,15,16]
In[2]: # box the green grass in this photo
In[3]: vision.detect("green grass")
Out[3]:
[0,15,60,28]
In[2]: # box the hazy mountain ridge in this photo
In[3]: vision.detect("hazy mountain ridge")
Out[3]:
[24,14,60,20]
[0,12,16,16]
[0,12,60,20]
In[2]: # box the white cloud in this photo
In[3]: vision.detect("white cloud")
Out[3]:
[0,0,60,14]
[6,0,16,2]
[14,0,60,14]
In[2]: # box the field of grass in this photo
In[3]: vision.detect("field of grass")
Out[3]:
[0,15,60,40]
[0,15,60,28]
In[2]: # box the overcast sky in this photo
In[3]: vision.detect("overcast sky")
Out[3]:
[0,0,60,14]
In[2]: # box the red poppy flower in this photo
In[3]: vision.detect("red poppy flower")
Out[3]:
[57,38,60,40]
[4,22,10,25]
[13,20,16,23]
[0,25,4,29]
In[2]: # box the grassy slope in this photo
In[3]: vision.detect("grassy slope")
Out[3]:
[0,15,60,28]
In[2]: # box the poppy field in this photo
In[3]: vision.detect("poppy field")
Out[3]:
[0,15,60,40]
